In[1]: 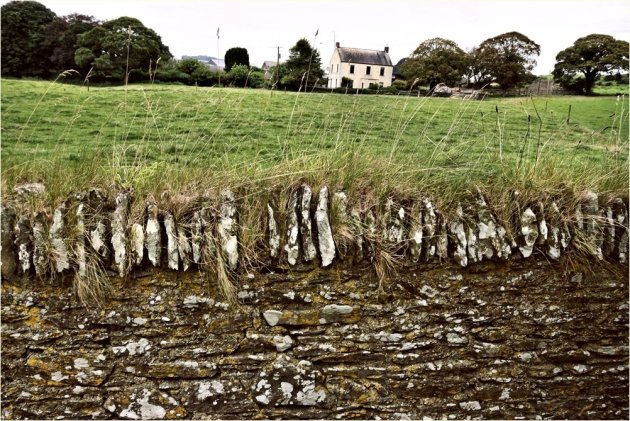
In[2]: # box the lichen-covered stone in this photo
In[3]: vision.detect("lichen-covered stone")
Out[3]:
[145,203,162,267]
[191,211,203,264]
[104,387,186,419]
[519,208,538,258]
[299,184,317,262]
[409,204,423,263]
[32,212,47,276]
[199,206,216,264]
[285,190,300,265]
[14,216,32,275]
[111,191,131,277]
[611,198,628,263]
[349,207,364,261]
[1,205,17,278]
[422,198,437,259]
[466,225,480,263]
[130,223,144,267]
[449,204,467,267]
[535,201,548,245]
[49,202,70,273]
[164,211,180,270]
[90,220,109,260]
[332,191,350,258]
[14,182,46,197]
[75,204,87,277]
[178,229,192,271]
[364,209,377,262]
[547,202,562,260]
[316,186,336,267]
[217,188,239,271]
[436,214,448,260]
[384,198,405,245]
[262,304,359,327]
[582,191,603,259]
[267,203,280,259]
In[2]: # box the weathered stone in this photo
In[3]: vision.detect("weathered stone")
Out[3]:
[14,216,32,274]
[422,198,437,259]
[111,191,131,277]
[535,202,548,245]
[145,203,162,267]
[253,355,327,406]
[191,211,203,264]
[364,209,377,262]
[409,205,423,263]
[436,214,448,260]
[199,206,216,263]
[466,226,479,263]
[90,219,109,260]
[611,198,628,264]
[218,188,239,271]
[262,305,359,327]
[519,208,538,258]
[49,202,70,273]
[273,335,294,352]
[350,207,364,261]
[104,387,185,419]
[582,190,603,259]
[139,360,218,379]
[449,205,467,267]
[163,211,180,270]
[267,203,280,259]
[32,212,47,276]
[316,186,336,267]
[178,229,192,271]
[14,182,46,197]
[130,223,144,267]
[547,202,562,260]
[1,205,17,278]
[299,184,317,262]
[285,189,299,265]
[332,191,351,259]
[75,204,87,277]
[384,198,405,245]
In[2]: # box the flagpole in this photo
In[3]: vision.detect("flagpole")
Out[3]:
[305,28,318,90]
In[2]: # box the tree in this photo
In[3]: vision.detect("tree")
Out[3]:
[282,38,324,89]
[473,31,540,89]
[42,14,99,76]
[401,38,470,89]
[224,47,249,72]
[553,34,629,95]
[1,0,56,77]
[75,16,172,81]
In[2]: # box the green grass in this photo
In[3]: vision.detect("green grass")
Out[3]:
[1,78,628,208]
[593,82,629,95]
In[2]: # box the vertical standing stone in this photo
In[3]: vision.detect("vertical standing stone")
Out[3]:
[31,212,47,276]
[332,191,350,259]
[163,212,179,270]
[267,203,280,259]
[466,225,480,264]
[423,198,437,260]
[145,203,162,267]
[476,195,496,261]
[199,207,216,264]
[14,216,32,275]
[547,202,562,260]
[350,207,364,262]
[535,202,548,245]
[285,190,299,266]
[299,184,316,262]
[217,189,239,271]
[130,223,145,267]
[364,209,377,262]
[75,204,87,277]
[178,228,192,271]
[449,204,467,267]
[49,202,70,273]
[384,198,405,245]
[612,198,628,264]
[1,205,17,278]
[409,204,423,263]
[519,208,538,258]
[191,211,203,264]
[436,212,448,260]
[316,186,336,267]
[582,191,602,259]
[111,192,131,277]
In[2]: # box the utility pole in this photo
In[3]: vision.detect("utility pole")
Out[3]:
[276,46,280,88]
[217,27,221,87]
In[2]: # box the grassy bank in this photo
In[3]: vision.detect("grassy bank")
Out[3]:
[1,78,628,208]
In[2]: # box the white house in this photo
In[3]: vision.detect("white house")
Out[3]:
[327,42,393,89]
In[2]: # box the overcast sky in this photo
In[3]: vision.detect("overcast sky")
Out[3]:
[6,0,630,75]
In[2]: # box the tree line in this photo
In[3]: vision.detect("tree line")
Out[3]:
[1,1,627,94]
[398,32,628,94]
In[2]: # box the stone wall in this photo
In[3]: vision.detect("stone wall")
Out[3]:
[1,183,628,419]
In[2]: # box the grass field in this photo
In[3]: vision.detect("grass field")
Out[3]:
[1,78,628,207]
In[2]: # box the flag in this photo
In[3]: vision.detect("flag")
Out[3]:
[217,27,220,39]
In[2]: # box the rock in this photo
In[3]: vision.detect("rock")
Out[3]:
[32,212,47,276]
[104,387,185,419]
[49,202,70,273]
[178,229,192,271]
[466,226,480,263]
[316,186,336,267]
[519,208,538,258]
[384,198,405,245]
[272,335,294,352]
[432,83,452,97]
[547,202,562,260]
[422,198,437,259]
[253,355,327,406]
[299,184,317,262]
[14,182,46,197]
[111,191,131,277]
[130,223,144,267]
[436,213,448,260]
[364,210,377,262]
[199,206,216,264]
[267,203,280,259]
[582,191,603,259]
[75,204,87,277]
[332,191,351,259]
[163,211,180,270]
[535,202,548,245]
[145,203,162,267]
[14,216,32,275]
[350,207,364,261]
[262,310,283,326]
[459,401,481,411]
[262,305,359,327]
[90,219,109,260]
[217,188,239,270]
[409,204,423,263]
[191,211,203,264]
[1,205,17,278]
[449,204,467,267]
[285,189,300,265]
[611,198,628,264]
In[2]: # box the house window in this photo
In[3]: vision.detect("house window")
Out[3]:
[350,65,354,74]
[380,67,385,76]
[366,66,371,75]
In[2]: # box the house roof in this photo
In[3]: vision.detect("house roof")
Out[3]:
[337,47,392,66]
[262,61,277,69]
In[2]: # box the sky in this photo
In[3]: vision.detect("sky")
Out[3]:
[4,0,629,75]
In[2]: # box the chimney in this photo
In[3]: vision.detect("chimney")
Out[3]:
[384,46,389,53]
[336,42,340,48]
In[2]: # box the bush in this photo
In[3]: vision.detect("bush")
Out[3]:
[228,64,250,87]
[392,79,407,90]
